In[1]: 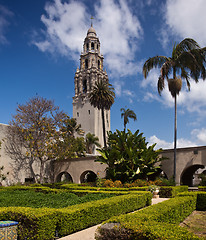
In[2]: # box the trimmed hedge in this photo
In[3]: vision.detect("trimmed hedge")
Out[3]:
[159,185,188,198]
[61,184,148,192]
[0,192,151,239]
[56,192,151,237]
[198,186,206,191]
[177,191,206,211]
[0,207,57,240]
[96,193,204,240]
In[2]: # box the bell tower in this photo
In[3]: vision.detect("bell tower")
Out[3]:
[72,24,110,152]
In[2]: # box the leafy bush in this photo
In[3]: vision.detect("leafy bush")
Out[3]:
[177,191,206,211]
[96,195,199,240]
[159,186,188,198]
[96,129,164,183]
[56,193,151,237]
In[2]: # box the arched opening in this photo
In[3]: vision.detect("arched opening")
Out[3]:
[85,59,88,69]
[91,42,94,50]
[98,60,100,69]
[181,164,205,186]
[86,43,89,51]
[56,172,73,183]
[80,171,97,183]
[83,79,87,93]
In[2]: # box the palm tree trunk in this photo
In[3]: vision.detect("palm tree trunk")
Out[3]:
[101,107,107,148]
[174,94,177,184]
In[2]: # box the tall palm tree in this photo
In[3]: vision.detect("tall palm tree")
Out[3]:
[143,38,206,183]
[120,107,137,130]
[85,132,101,154]
[89,79,115,148]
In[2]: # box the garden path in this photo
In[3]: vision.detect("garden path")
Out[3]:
[58,198,168,240]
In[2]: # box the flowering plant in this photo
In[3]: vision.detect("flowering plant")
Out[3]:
[148,185,159,193]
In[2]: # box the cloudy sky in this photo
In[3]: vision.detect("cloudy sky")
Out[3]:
[1,0,206,149]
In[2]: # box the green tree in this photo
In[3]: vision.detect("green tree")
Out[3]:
[85,132,101,154]
[96,129,163,183]
[120,107,137,130]
[143,38,206,182]
[61,116,84,137]
[89,79,115,148]
[5,96,85,183]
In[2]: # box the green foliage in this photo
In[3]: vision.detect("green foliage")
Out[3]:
[89,79,115,147]
[86,132,101,154]
[159,186,188,198]
[198,174,206,186]
[177,192,206,211]
[0,190,150,239]
[97,195,201,240]
[6,96,86,183]
[96,129,164,183]
[120,107,137,130]
[0,189,114,208]
[56,193,151,237]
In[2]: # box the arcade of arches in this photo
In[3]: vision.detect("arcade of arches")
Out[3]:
[54,146,206,186]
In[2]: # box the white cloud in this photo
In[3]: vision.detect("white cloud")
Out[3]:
[0,5,13,44]
[161,0,206,47]
[191,128,206,145]
[149,127,206,149]
[33,0,89,61]
[33,0,143,76]
[149,135,197,150]
[140,68,206,116]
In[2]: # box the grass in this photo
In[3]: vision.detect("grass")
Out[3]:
[180,211,206,239]
[0,190,114,208]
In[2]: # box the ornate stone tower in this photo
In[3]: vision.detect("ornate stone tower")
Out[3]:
[73,24,110,152]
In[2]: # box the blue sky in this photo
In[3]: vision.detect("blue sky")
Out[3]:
[1,0,206,149]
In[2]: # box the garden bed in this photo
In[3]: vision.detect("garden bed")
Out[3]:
[0,186,152,239]
[96,192,206,240]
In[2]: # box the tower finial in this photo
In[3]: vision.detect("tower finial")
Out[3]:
[90,16,94,27]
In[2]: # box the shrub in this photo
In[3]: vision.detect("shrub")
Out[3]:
[56,193,151,237]
[102,179,114,188]
[96,195,199,240]
[178,192,206,211]
[113,180,123,188]
[159,186,188,198]
[0,188,151,239]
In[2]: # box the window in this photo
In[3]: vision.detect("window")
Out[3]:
[77,112,79,117]
[88,110,90,115]
[83,79,87,93]
[85,59,88,69]
[86,43,89,51]
[91,42,94,50]
[98,60,100,69]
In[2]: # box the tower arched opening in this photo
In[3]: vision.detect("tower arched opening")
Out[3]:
[91,42,94,50]
[80,170,97,183]
[83,79,87,93]
[181,164,205,186]
[85,59,88,69]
